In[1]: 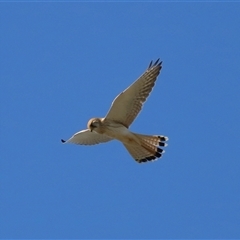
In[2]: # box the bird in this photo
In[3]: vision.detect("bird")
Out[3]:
[61,58,168,163]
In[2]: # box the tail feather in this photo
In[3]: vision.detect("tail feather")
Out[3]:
[123,133,168,163]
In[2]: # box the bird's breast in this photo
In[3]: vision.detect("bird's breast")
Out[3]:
[104,126,140,145]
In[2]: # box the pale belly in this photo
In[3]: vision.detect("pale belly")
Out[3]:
[103,126,140,145]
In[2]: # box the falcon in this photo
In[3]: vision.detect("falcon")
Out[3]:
[61,59,168,163]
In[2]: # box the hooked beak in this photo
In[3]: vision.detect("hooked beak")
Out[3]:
[89,125,94,132]
[89,122,97,132]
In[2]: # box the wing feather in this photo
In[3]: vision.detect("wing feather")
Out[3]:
[61,129,112,145]
[105,59,162,127]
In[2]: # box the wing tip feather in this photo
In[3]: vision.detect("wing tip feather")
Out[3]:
[148,58,162,70]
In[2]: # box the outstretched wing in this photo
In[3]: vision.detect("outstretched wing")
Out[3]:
[61,129,113,145]
[105,59,162,128]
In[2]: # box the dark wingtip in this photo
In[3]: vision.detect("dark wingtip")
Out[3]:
[148,58,162,69]
[61,139,66,143]
[154,58,160,65]
[148,60,153,68]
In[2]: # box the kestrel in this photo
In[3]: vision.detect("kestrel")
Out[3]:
[61,59,168,163]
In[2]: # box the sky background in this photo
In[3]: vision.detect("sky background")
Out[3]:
[1,2,240,239]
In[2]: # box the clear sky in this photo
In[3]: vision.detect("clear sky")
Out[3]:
[1,2,240,239]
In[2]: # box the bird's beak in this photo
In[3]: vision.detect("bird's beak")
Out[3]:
[89,123,96,132]
[89,126,93,132]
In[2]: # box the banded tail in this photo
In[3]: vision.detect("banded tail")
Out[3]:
[123,133,168,163]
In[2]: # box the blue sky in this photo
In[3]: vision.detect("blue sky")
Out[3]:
[1,2,240,239]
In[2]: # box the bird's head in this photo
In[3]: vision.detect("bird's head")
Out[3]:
[87,118,102,132]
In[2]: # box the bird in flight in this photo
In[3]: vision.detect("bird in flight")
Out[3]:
[61,58,168,163]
